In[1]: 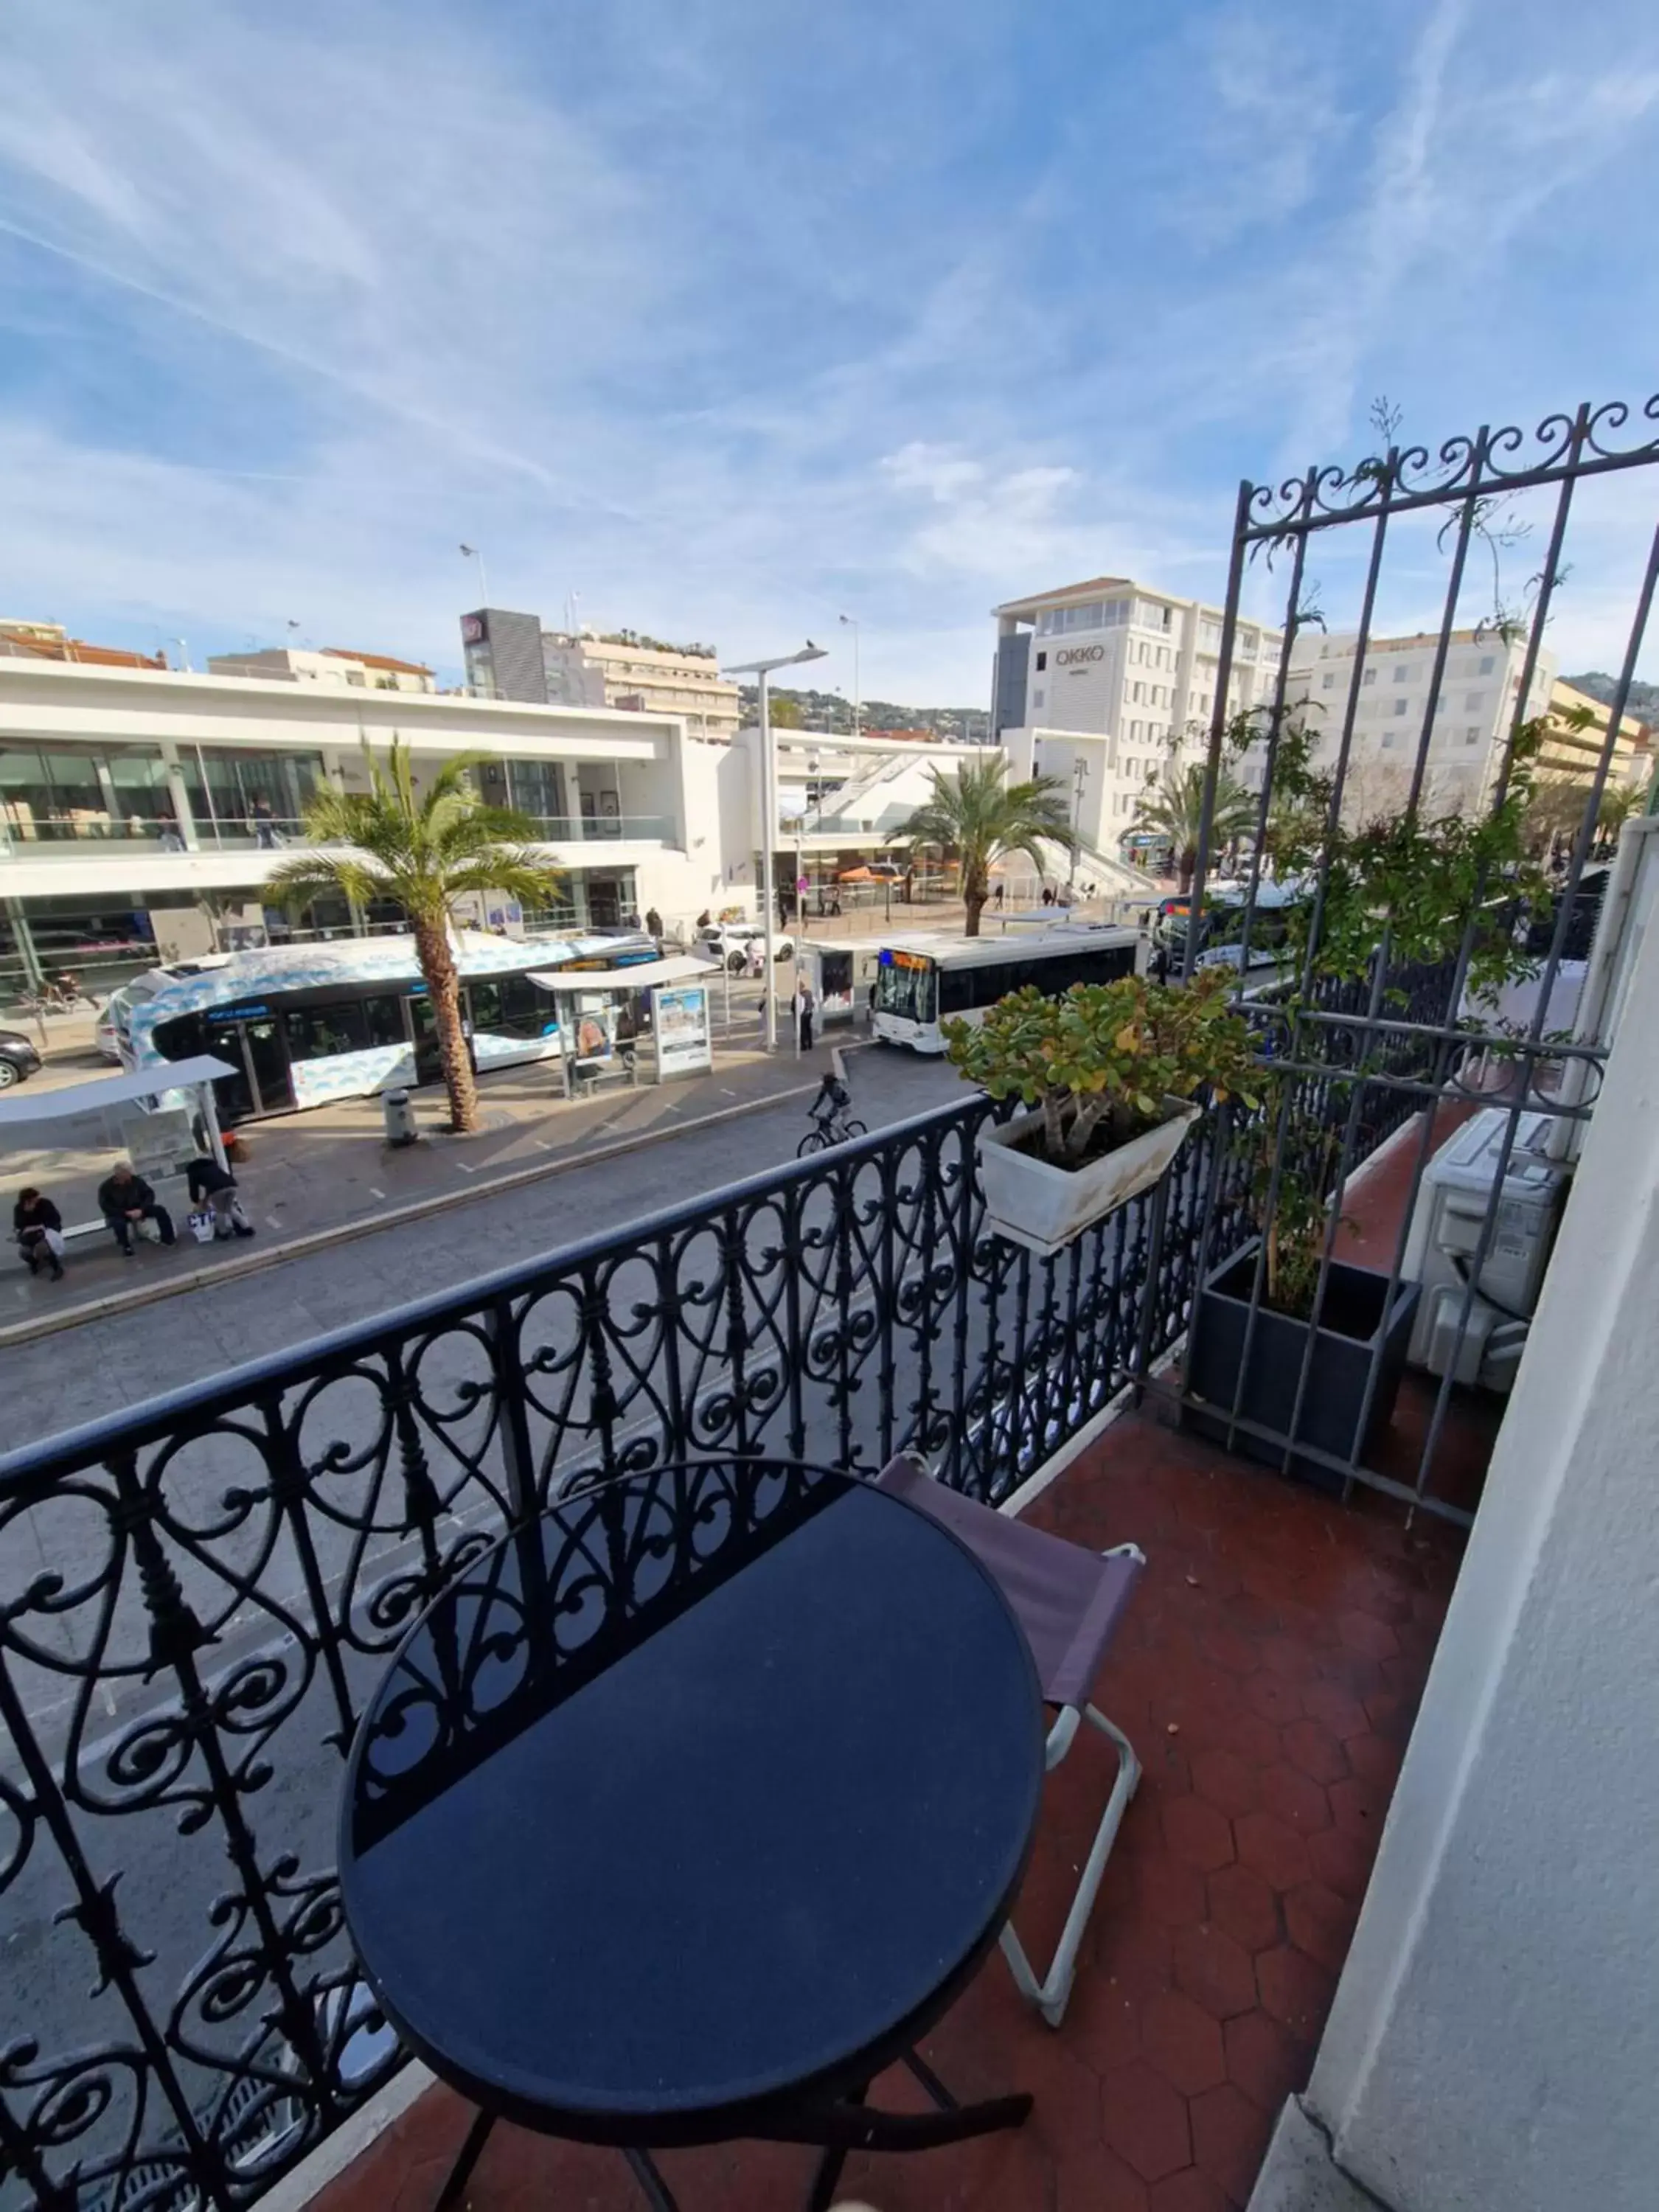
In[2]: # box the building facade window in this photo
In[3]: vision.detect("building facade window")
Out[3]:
[1034,651,1046,671]
[1322,672,1336,690]
[1466,692,1485,710]
[1478,655,1495,675]
[1394,697,1409,716]
[1394,664,1411,682]
[1362,667,1377,686]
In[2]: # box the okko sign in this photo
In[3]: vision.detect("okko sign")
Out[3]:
[1055,644,1106,667]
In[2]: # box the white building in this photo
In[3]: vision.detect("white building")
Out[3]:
[204,646,437,694]
[543,631,740,742]
[0,659,735,995]
[462,610,740,742]
[1259,628,1558,819]
[991,574,1284,858]
[717,726,1000,905]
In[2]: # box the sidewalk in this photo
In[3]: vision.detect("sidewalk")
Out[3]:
[1,1024,858,1343]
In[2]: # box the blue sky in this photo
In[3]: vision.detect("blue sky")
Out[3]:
[1,0,1657,703]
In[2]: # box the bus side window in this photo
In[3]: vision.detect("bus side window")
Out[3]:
[939,966,978,1015]
[286,1003,370,1060]
[362,993,406,1048]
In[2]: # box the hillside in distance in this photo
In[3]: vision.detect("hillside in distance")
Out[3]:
[1564,671,1659,720]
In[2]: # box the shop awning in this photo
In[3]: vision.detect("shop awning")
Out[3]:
[526,956,721,993]
[0,1056,240,1129]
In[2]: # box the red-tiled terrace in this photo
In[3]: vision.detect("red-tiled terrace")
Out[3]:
[311,1392,1463,2212]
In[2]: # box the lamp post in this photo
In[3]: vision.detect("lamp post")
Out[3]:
[1070,756,1089,893]
[459,543,490,608]
[838,614,860,742]
[723,642,828,1050]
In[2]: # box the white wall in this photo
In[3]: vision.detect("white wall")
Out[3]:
[1299,911,1659,2212]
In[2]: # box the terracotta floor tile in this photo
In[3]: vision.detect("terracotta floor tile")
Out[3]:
[1233,1811,1314,1893]
[1172,1923,1259,2021]
[1102,2059,1194,2184]
[1141,1988,1228,2096]
[1284,1882,1360,1975]
[307,1403,1461,2212]
[1256,1944,1338,2039]
[1206,1864,1282,1956]
[1223,2008,1310,2113]
[1190,2081,1275,2205]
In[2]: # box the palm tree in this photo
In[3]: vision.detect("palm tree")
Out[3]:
[885,757,1079,935]
[265,740,564,1133]
[1133,762,1256,892]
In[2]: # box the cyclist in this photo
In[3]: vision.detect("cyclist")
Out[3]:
[810,1069,852,1133]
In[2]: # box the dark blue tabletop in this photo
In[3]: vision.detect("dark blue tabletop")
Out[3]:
[338,1458,1042,2141]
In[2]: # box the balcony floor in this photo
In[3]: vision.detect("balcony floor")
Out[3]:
[311,1405,1463,2212]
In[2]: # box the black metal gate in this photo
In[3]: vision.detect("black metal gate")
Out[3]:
[1172,394,1659,1523]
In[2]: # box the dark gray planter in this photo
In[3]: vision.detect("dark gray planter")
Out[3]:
[1184,1242,1421,1494]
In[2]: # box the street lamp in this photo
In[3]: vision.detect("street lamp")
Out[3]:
[723,642,829,1050]
[838,614,860,742]
[459,543,490,607]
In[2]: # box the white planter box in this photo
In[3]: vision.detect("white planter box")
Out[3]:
[977,1099,1202,1258]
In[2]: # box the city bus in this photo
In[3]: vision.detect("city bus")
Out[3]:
[871,925,1139,1053]
[110,928,658,1121]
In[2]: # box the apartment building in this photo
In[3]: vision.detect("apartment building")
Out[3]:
[1544,678,1652,790]
[205,646,437,693]
[990,574,1284,856]
[1261,628,1558,818]
[0,659,731,998]
[461,609,740,741]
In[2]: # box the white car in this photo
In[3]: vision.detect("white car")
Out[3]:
[698,922,796,973]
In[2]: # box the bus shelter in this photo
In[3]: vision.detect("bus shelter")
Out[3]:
[0,1056,239,1240]
[528,956,721,1096]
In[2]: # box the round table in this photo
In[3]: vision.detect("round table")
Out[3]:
[338,1457,1043,2211]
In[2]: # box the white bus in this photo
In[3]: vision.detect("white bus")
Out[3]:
[871,925,1140,1053]
[110,927,658,1121]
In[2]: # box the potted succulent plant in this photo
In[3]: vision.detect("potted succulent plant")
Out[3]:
[945,968,1259,1258]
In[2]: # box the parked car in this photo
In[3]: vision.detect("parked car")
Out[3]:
[697,922,796,973]
[94,1001,123,1062]
[0,1029,42,1088]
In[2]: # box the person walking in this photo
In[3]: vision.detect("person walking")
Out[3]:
[797,979,816,1053]
[251,793,279,849]
[97,1163,176,1256]
[993,882,1004,911]
[185,1153,255,1240]
[644,905,664,943]
[14,1188,66,1281]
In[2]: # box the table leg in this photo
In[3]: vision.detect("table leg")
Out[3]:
[432,2106,495,2212]
[625,2148,681,2211]
[805,2081,869,2212]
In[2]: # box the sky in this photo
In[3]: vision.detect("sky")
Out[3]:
[1,0,1657,705]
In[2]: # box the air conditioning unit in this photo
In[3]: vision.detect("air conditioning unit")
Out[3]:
[1400,1108,1569,1393]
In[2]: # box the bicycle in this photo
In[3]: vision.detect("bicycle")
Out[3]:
[796,1108,866,1156]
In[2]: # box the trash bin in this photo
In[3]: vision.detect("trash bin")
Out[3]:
[382,1088,417,1147]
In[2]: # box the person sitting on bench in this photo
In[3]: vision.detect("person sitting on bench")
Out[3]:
[97,1164,176,1257]
[14,1187,66,1281]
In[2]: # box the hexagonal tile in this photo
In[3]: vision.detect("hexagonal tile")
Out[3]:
[1096,1918,1176,2003]
[1234,1811,1313,1893]
[1337,1610,1399,1660]
[1190,1747,1262,1820]
[1161,1794,1236,1874]
[1057,2146,1150,2212]
[1224,2008,1308,2111]
[1284,1881,1358,1974]
[1135,1854,1211,1929]
[1257,1762,1332,1834]
[1190,2081,1274,2204]
[1343,1731,1405,1789]
[1147,2168,1233,2212]
[1198,1627,1259,1677]
[1141,1989,1227,2097]
[1206,1863,1281,1954]
[1307,1823,1374,1901]
[1242,1672,1302,1726]
[1301,1682,1370,1740]
[1256,1943,1336,2037]
[1102,2059,1193,2184]
[1328,1775,1388,1837]
[1279,1717,1349,1787]
[1172,1922,1258,2020]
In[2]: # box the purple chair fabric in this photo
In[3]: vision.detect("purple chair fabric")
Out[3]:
[874,1455,1141,1708]
[874,1451,1145,2027]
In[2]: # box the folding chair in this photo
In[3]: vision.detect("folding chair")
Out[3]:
[874,1453,1144,2028]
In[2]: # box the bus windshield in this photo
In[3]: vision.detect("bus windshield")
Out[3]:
[874,953,937,1024]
